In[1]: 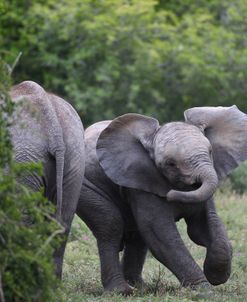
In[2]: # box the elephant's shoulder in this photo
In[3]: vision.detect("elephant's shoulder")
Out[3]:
[84,121,112,170]
[85,121,112,142]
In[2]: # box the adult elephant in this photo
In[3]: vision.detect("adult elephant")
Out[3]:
[76,107,247,294]
[10,81,85,277]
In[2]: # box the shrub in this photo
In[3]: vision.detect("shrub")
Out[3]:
[229,161,247,194]
[2,0,247,126]
[0,58,62,301]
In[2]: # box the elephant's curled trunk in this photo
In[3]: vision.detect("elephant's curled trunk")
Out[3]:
[166,166,218,203]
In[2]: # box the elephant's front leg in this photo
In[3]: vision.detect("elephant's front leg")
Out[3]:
[127,190,208,287]
[77,183,133,295]
[185,198,232,285]
[121,230,147,288]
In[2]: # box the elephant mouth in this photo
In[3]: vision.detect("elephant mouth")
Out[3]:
[174,181,202,192]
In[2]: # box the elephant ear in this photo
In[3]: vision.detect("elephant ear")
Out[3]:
[96,113,171,197]
[184,105,247,180]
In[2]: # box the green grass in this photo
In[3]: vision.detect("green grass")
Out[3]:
[62,190,247,301]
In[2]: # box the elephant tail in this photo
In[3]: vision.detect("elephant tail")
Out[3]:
[55,149,65,224]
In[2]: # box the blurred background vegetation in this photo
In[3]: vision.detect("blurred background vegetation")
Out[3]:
[2,0,247,193]
[1,0,247,126]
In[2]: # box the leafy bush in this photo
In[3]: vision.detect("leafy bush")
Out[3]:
[2,0,247,126]
[0,59,62,301]
[229,161,247,194]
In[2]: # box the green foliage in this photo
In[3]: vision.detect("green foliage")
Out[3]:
[0,58,62,301]
[229,161,247,194]
[1,0,247,126]
[0,61,13,166]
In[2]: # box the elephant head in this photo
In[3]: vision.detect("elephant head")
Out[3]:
[97,106,247,203]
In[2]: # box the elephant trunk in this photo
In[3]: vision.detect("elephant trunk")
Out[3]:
[167,165,218,203]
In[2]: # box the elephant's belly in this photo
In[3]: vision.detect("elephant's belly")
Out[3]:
[172,202,206,221]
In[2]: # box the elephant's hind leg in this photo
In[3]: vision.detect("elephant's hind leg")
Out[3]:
[77,183,133,295]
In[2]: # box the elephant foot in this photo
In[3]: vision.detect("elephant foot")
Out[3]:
[125,276,146,290]
[190,282,214,300]
[189,281,211,290]
[182,279,210,289]
[104,281,133,296]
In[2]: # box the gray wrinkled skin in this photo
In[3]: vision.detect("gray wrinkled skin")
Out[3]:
[96,108,247,204]
[10,81,85,277]
[76,120,232,295]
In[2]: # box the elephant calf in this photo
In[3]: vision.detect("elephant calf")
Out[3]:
[77,107,247,294]
[10,81,85,277]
